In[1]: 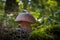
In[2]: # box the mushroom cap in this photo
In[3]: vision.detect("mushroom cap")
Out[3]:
[15,13,36,23]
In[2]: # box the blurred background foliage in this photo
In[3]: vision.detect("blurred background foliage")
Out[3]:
[0,0,60,40]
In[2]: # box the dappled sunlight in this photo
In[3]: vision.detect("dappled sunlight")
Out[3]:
[0,0,60,40]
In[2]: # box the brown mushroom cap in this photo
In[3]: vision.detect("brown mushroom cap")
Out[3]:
[15,13,36,23]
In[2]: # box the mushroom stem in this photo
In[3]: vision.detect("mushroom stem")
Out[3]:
[20,21,32,32]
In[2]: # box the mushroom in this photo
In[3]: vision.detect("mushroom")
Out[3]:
[15,12,36,32]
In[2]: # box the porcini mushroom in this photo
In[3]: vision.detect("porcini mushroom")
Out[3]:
[15,12,36,31]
